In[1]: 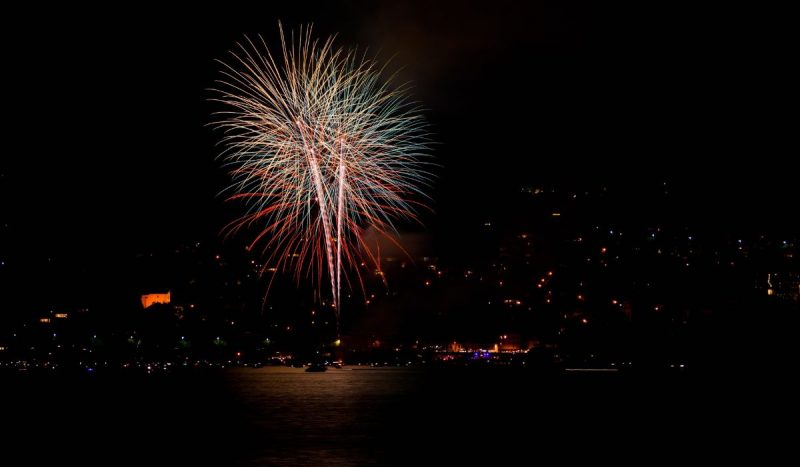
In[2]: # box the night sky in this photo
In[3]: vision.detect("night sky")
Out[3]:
[2,2,795,300]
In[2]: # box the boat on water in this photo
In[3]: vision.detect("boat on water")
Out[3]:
[305,362,327,372]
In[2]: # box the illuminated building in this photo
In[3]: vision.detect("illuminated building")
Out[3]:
[498,333,521,352]
[764,273,800,302]
[141,291,171,309]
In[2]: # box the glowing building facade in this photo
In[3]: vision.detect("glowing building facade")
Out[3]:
[141,291,171,309]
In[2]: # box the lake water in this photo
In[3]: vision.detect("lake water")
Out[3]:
[2,366,768,465]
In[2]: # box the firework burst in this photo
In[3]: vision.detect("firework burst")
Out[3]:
[212,24,433,327]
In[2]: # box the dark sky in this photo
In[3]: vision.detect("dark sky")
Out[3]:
[2,1,795,262]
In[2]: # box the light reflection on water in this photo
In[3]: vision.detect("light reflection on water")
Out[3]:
[220,366,717,465]
[5,366,718,465]
[225,367,420,465]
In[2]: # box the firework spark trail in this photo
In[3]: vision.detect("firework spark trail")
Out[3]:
[213,24,433,328]
[336,153,346,317]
